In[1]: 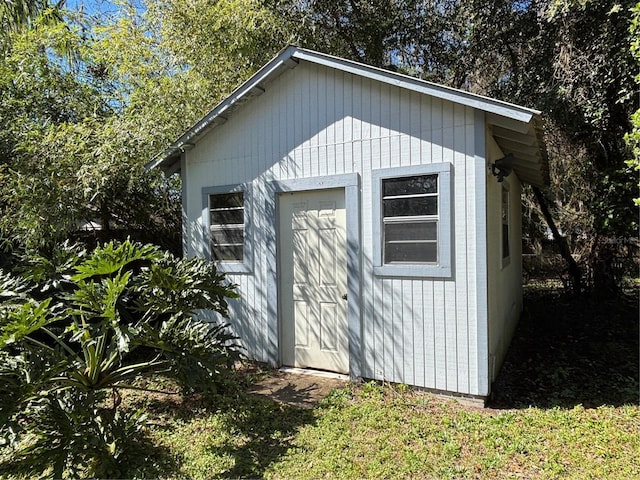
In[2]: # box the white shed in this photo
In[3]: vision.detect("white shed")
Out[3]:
[151,46,549,401]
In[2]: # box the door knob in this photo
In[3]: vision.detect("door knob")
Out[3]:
[341,293,348,300]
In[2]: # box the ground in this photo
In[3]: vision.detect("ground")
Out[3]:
[247,368,348,408]
[490,278,638,408]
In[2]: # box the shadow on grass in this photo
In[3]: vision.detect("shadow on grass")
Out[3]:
[490,279,639,409]
[124,370,316,479]
[115,431,181,480]
[214,394,314,478]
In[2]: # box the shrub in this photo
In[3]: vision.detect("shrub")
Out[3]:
[0,240,241,478]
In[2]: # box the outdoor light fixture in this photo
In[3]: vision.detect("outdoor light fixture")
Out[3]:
[491,153,515,182]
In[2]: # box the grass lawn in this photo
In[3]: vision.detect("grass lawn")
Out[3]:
[114,279,639,479]
[126,380,639,480]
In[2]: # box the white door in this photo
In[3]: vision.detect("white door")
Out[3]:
[279,189,349,373]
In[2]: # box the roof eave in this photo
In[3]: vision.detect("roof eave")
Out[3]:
[146,45,300,173]
[489,115,550,188]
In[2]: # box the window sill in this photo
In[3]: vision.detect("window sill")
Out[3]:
[373,264,452,278]
[213,261,253,275]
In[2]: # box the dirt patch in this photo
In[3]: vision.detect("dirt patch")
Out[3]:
[247,369,349,408]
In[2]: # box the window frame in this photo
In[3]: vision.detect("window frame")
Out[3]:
[501,182,511,268]
[201,183,253,274]
[372,163,452,278]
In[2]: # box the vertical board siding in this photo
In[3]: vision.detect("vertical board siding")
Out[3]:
[485,133,523,390]
[184,62,482,395]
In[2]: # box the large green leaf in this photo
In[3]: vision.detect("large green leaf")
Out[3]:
[71,241,160,282]
[0,297,57,349]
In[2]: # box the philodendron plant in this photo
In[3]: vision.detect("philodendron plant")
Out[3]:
[0,240,241,479]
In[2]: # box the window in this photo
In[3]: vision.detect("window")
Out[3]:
[373,163,452,278]
[501,184,510,263]
[209,192,244,262]
[202,184,252,274]
[382,174,438,264]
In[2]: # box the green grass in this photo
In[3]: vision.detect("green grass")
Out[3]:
[115,380,639,479]
[3,379,638,479]
[270,384,639,479]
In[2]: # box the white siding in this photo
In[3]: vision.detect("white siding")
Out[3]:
[486,135,523,383]
[184,62,486,395]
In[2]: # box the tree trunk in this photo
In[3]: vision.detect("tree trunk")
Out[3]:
[532,186,583,294]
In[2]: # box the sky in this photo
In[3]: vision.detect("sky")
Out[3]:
[65,0,120,15]
[64,0,146,17]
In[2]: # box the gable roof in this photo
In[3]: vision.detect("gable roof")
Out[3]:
[149,45,549,186]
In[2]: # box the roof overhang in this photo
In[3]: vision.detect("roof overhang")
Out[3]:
[486,113,549,187]
[148,45,549,187]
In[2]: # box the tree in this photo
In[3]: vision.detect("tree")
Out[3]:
[146,0,297,103]
[435,0,638,292]
[626,2,640,205]
[0,4,184,254]
[0,0,298,256]
[526,0,637,293]
[296,0,467,83]
[0,0,63,32]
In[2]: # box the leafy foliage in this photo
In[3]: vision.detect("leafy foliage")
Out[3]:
[462,0,638,293]
[6,389,148,479]
[0,240,241,478]
[626,1,640,205]
[0,0,300,256]
[0,5,182,254]
[0,0,62,33]
[147,0,295,103]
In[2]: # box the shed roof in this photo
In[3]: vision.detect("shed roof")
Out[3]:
[149,45,549,187]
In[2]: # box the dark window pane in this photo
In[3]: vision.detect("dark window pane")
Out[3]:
[209,192,245,262]
[385,221,437,242]
[210,209,244,225]
[383,174,437,196]
[501,190,509,222]
[211,226,244,245]
[383,197,437,217]
[502,225,509,259]
[384,242,437,263]
[213,244,244,261]
[502,188,509,258]
[210,192,243,209]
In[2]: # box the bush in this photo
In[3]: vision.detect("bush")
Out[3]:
[0,240,241,478]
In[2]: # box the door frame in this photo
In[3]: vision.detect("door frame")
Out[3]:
[266,174,361,380]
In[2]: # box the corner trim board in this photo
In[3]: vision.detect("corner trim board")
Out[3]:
[474,110,490,396]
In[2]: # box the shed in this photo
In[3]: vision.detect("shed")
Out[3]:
[150,46,549,400]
